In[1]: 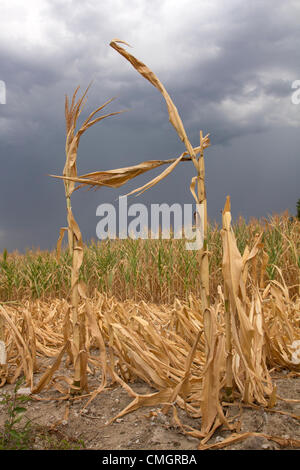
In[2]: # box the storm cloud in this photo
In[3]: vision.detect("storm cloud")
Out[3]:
[0,0,299,252]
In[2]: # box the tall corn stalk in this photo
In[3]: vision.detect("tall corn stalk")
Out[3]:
[108,41,210,308]
[55,41,211,309]
[222,197,234,398]
[194,131,210,309]
[61,85,124,392]
[52,42,218,428]
[221,196,274,404]
[54,40,212,394]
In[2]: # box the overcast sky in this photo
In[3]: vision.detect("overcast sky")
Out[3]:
[0,0,299,252]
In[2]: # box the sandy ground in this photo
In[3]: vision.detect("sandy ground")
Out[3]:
[1,360,299,451]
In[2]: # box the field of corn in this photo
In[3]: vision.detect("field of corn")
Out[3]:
[0,40,299,450]
[0,215,299,305]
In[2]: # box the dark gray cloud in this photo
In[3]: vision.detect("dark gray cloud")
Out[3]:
[0,0,299,252]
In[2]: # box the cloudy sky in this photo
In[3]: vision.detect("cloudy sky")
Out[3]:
[0,0,299,252]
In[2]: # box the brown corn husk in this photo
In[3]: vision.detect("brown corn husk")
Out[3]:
[221,196,276,405]
[50,155,192,193]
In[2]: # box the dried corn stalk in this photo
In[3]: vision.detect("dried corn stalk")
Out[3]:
[1,41,298,447]
[221,196,274,404]
[108,41,212,386]
[109,41,210,307]
[51,155,193,191]
[0,277,299,446]
[61,85,124,392]
[54,40,211,310]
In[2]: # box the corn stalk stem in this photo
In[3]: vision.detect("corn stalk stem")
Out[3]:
[197,131,210,310]
[63,175,74,255]
[224,296,233,399]
[70,240,81,389]
[59,86,123,393]
[63,137,83,393]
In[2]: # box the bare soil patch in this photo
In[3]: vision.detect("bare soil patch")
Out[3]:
[1,363,299,451]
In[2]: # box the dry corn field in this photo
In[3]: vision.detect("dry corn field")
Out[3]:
[0,213,299,450]
[0,40,300,451]
[0,214,299,305]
